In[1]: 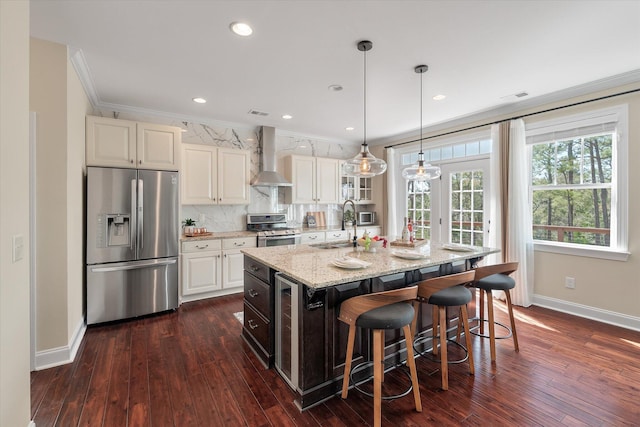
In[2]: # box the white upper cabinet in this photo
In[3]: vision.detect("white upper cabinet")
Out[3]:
[217,148,250,204]
[181,143,250,205]
[86,116,180,170]
[285,155,340,204]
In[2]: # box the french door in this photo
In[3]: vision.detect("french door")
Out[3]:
[431,159,490,245]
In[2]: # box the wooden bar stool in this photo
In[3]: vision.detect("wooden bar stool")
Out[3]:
[411,271,475,390]
[471,262,519,362]
[338,286,422,427]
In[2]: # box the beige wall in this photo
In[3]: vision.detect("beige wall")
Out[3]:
[66,53,90,342]
[528,89,640,317]
[382,85,640,322]
[30,37,89,355]
[0,1,32,425]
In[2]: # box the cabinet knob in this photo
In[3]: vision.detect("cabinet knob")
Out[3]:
[248,289,259,298]
[130,159,134,164]
[139,160,142,164]
[248,319,259,330]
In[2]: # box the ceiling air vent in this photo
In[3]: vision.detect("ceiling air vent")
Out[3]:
[248,109,269,116]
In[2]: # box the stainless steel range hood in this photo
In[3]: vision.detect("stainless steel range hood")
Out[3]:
[251,126,292,187]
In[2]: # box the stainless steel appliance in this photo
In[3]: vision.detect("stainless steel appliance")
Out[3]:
[358,211,376,225]
[275,273,299,390]
[85,167,179,324]
[247,213,301,247]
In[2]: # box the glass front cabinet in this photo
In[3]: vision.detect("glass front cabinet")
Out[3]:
[340,173,372,204]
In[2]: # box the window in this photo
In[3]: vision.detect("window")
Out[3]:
[400,133,491,243]
[526,105,628,259]
[407,180,433,240]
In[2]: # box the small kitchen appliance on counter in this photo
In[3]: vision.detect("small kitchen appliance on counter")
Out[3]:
[358,211,376,225]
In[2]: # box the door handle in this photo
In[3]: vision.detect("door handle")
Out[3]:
[138,178,144,250]
[91,258,177,272]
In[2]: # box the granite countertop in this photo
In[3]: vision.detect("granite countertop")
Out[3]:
[181,230,255,241]
[241,243,499,289]
[301,225,381,233]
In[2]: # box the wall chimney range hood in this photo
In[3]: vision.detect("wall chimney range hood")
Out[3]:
[251,126,292,187]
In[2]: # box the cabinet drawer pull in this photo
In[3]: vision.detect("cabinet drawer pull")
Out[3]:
[196,244,209,249]
[250,266,260,272]
[309,235,317,240]
[248,319,259,330]
[248,289,259,298]
[234,241,246,246]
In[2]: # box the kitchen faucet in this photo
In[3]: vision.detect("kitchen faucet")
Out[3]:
[342,199,357,246]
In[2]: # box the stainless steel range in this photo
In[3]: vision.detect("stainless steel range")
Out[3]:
[247,213,301,247]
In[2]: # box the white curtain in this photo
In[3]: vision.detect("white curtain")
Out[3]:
[507,119,534,307]
[487,124,503,266]
[386,147,398,239]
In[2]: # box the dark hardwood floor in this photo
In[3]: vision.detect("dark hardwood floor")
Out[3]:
[31,293,640,426]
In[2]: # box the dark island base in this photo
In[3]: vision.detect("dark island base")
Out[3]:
[243,255,481,411]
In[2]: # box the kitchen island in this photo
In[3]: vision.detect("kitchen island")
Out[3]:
[241,242,499,410]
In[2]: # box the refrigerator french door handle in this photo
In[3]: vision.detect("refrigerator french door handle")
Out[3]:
[90,258,177,273]
[130,179,137,251]
[138,178,144,250]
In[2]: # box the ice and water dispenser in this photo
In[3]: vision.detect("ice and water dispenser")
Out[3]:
[95,213,131,248]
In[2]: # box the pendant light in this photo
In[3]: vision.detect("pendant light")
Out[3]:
[342,40,387,177]
[402,65,441,181]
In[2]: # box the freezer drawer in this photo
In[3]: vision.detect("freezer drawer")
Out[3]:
[86,257,178,324]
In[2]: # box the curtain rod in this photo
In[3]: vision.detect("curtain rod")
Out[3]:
[384,87,640,149]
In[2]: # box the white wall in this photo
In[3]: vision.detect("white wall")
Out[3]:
[0,1,32,425]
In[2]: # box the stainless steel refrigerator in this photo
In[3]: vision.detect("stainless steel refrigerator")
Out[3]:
[85,166,179,324]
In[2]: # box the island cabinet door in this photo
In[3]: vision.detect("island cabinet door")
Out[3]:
[326,280,371,379]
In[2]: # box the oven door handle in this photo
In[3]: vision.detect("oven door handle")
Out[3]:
[258,234,301,241]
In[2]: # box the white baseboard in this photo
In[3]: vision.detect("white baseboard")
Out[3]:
[34,317,86,370]
[533,294,640,332]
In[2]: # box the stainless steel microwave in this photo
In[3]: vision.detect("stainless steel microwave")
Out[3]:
[358,211,375,225]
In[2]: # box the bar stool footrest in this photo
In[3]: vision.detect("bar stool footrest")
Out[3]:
[469,318,512,340]
[413,331,469,364]
[349,361,413,401]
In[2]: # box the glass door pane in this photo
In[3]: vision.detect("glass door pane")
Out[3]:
[441,159,490,246]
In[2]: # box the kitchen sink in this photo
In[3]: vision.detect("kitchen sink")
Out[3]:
[310,241,354,249]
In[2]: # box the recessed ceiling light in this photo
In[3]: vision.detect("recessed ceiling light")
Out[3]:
[345,127,355,131]
[328,84,343,92]
[282,114,293,120]
[433,94,446,101]
[230,22,253,36]
[192,97,207,104]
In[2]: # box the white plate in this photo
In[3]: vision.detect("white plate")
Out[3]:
[442,243,475,252]
[332,257,371,269]
[391,250,429,260]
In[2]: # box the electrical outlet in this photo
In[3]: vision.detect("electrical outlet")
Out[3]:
[565,276,576,289]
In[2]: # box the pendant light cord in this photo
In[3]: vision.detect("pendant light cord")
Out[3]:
[363,46,367,147]
[419,67,423,155]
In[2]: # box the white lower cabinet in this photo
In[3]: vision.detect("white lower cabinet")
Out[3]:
[222,237,255,289]
[301,231,325,244]
[181,236,256,302]
[325,230,349,241]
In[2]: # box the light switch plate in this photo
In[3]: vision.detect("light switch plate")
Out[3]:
[12,234,24,262]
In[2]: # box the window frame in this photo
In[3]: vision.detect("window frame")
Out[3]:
[525,104,629,261]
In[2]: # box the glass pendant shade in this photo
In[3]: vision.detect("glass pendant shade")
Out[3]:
[342,144,387,177]
[401,153,441,181]
[403,64,441,181]
[344,40,387,177]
